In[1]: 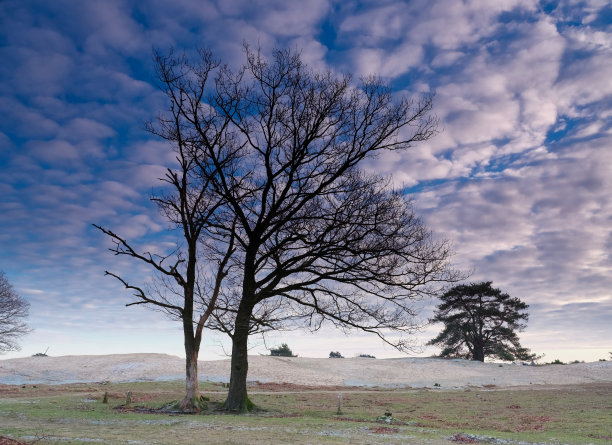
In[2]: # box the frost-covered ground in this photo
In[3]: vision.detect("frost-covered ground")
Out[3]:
[0,353,610,388]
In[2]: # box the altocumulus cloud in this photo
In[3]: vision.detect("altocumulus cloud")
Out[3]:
[0,0,610,361]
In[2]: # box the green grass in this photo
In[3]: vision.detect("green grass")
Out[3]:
[0,381,610,444]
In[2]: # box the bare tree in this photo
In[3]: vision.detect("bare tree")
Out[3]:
[0,271,30,352]
[94,50,237,413]
[153,47,458,411]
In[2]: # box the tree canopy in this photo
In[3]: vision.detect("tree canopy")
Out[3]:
[0,271,30,353]
[428,282,537,362]
[125,45,458,412]
[94,50,236,412]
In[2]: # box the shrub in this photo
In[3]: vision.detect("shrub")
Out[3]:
[358,354,376,359]
[270,343,297,357]
[329,351,343,358]
[32,347,50,357]
[549,359,565,365]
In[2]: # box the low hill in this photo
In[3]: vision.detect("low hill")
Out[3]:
[1,354,610,388]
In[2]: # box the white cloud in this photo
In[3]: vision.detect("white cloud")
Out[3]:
[81,1,148,56]
[430,51,464,68]
[351,43,423,78]
[256,0,330,38]
[1,0,611,363]
[61,118,116,140]
[415,134,612,312]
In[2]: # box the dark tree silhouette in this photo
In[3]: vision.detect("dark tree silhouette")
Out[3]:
[269,343,296,357]
[428,282,537,362]
[0,271,30,352]
[151,46,458,412]
[94,50,238,412]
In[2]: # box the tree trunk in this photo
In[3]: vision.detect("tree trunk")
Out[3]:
[224,247,257,413]
[180,351,200,410]
[223,302,254,412]
[178,345,204,412]
[473,343,485,362]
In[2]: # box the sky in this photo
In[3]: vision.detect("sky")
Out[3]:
[1,0,611,363]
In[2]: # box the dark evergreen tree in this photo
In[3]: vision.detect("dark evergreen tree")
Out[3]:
[270,343,296,357]
[428,282,537,362]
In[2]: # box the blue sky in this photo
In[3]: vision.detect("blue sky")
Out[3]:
[1,0,611,362]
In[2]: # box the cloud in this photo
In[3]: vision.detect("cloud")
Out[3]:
[351,43,423,78]
[0,97,61,139]
[1,0,611,362]
[414,133,612,308]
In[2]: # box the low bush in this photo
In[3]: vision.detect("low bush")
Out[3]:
[270,343,297,357]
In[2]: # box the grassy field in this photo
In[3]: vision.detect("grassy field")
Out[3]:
[0,381,610,444]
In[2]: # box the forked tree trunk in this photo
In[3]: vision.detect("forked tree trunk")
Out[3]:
[177,234,232,412]
[224,302,254,412]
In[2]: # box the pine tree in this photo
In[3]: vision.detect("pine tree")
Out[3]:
[428,282,537,362]
[270,343,296,357]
